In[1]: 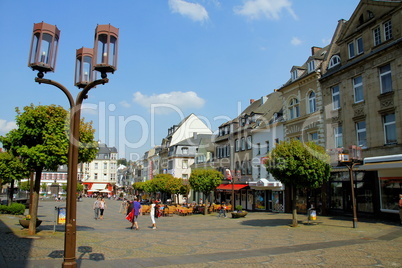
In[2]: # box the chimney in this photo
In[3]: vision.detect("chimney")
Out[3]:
[193,132,198,139]
[250,99,255,104]
[311,46,322,56]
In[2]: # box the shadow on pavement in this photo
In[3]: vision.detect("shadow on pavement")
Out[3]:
[240,218,291,227]
[0,218,31,267]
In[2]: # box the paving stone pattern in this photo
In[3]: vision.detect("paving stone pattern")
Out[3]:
[0,198,401,267]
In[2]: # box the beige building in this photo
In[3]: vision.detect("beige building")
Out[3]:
[320,0,402,220]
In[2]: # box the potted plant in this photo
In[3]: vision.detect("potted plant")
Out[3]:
[231,205,248,218]
[19,215,42,228]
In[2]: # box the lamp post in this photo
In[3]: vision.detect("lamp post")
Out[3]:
[28,22,119,267]
[339,145,362,228]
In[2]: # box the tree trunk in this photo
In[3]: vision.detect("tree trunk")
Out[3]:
[8,179,15,205]
[29,169,42,235]
[291,185,298,227]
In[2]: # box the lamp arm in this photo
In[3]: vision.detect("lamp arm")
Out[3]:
[76,78,109,105]
[35,78,75,109]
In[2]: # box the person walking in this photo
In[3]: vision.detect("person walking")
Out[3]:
[150,199,159,229]
[99,198,107,220]
[93,197,101,220]
[130,196,142,230]
[399,194,402,225]
[218,202,227,218]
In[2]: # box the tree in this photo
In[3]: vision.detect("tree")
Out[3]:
[165,177,184,204]
[117,158,128,166]
[265,139,331,227]
[189,169,223,215]
[0,104,98,234]
[0,151,30,204]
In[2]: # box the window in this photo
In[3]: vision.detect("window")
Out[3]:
[226,145,230,157]
[182,174,188,180]
[348,42,355,58]
[309,132,318,142]
[373,26,381,46]
[241,161,246,175]
[266,141,270,153]
[356,121,367,148]
[182,160,188,169]
[94,173,98,180]
[307,60,315,73]
[291,70,298,81]
[257,143,261,155]
[383,113,396,144]
[348,37,364,59]
[241,137,245,151]
[328,55,341,69]
[246,136,252,150]
[247,160,252,175]
[332,85,340,109]
[94,163,98,169]
[235,139,239,152]
[288,98,300,119]
[308,91,316,113]
[335,127,343,148]
[356,37,364,54]
[380,64,392,94]
[182,147,188,155]
[384,20,392,41]
[353,76,364,103]
[103,162,108,169]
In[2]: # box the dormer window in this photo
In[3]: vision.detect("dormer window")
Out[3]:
[328,55,341,69]
[291,70,298,81]
[307,60,315,73]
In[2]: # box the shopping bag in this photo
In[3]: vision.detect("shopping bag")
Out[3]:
[125,209,134,223]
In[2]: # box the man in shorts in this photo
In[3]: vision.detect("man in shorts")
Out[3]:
[131,196,142,230]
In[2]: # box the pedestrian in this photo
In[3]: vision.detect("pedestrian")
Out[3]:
[150,199,159,229]
[218,201,227,218]
[99,198,107,219]
[93,197,101,220]
[399,194,402,225]
[130,196,142,230]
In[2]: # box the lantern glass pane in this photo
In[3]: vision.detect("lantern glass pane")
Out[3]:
[30,33,40,64]
[51,38,58,69]
[109,36,117,67]
[97,34,108,64]
[75,58,81,84]
[83,56,92,82]
[40,33,52,64]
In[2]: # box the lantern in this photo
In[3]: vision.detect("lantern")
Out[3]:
[28,22,60,76]
[75,47,95,88]
[93,24,119,77]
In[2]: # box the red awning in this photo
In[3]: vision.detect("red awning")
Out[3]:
[216,184,248,191]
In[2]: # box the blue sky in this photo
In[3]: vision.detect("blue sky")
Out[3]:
[0,0,360,160]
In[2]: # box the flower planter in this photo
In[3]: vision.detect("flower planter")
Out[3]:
[19,219,42,228]
[231,211,248,218]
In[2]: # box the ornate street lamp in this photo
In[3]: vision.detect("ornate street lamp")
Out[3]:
[339,145,362,228]
[28,22,119,267]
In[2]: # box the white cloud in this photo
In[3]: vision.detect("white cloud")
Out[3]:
[234,0,297,20]
[169,0,209,23]
[0,119,17,134]
[120,100,131,108]
[291,37,302,46]
[133,91,205,115]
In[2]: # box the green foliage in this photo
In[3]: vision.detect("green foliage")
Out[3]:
[235,205,243,211]
[117,158,128,166]
[77,183,84,192]
[0,203,26,215]
[0,151,30,184]
[189,169,223,197]
[265,139,331,189]
[0,104,98,171]
[19,181,30,191]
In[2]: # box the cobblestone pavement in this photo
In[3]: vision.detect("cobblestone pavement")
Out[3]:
[0,198,401,267]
